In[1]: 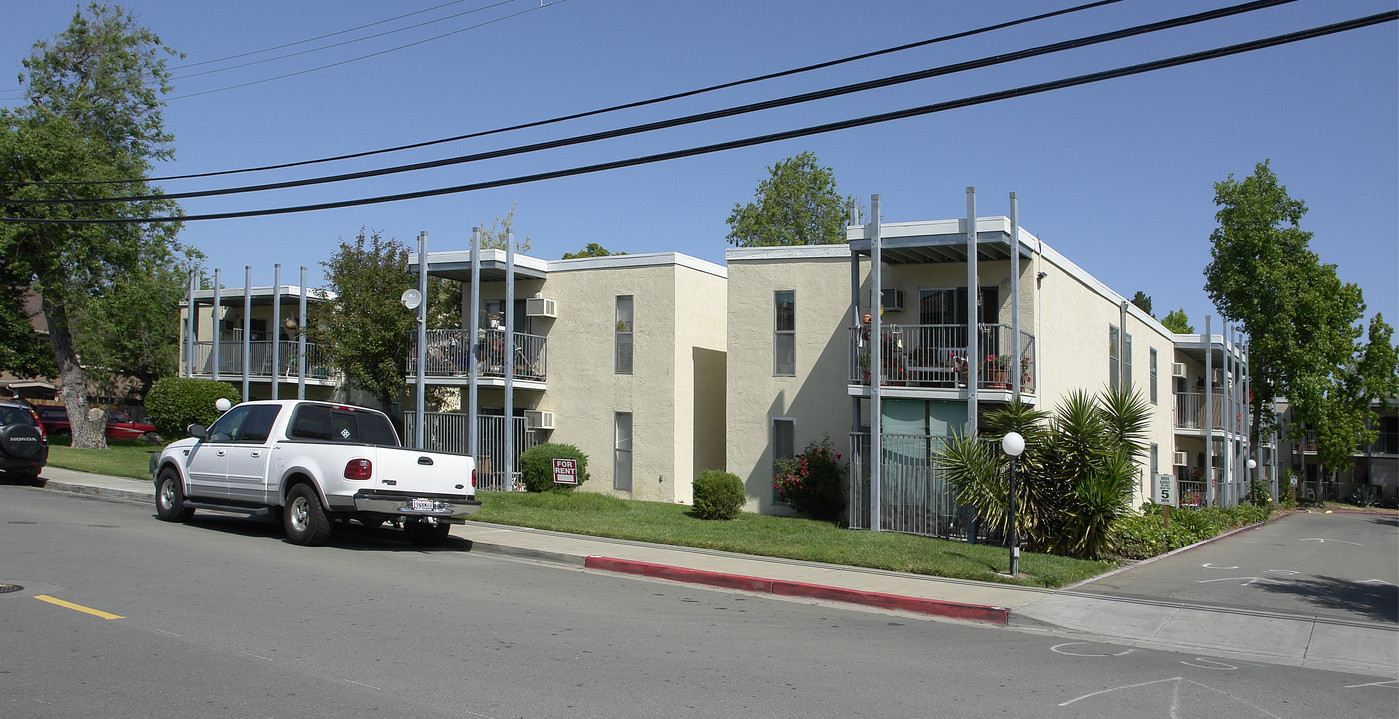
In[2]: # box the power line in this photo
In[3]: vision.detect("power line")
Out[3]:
[16,0,1129,186]
[165,1,565,100]
[172,0,521,79]
[6,0,1302,206]
[6,10,1391,225]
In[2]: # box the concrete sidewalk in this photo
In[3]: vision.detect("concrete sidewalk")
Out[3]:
[31,468,1399,677]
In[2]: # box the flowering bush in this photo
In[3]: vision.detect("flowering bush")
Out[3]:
[774,437,847,522]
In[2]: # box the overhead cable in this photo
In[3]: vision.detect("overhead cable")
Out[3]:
[4,0,1304,206]
[6,10,1391,225]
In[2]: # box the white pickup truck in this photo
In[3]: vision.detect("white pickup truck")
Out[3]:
[151,399,479,546]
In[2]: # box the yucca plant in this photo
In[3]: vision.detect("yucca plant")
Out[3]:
[937,386,1150,559]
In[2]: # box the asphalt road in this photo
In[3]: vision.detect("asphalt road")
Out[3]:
[1073,512,1399,624]
[2,486,1395,719]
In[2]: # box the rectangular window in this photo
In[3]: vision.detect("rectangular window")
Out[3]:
[774,290,795,376]
[1109,325,1133,389]
[1149,348,1158,404]
[772,418,795,503]
[615,295,634,374]
[1150,443,1159,480]
[614,412,632,491]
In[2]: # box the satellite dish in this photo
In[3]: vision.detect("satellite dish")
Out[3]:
[400,288,422,310]
[215,398,232,412]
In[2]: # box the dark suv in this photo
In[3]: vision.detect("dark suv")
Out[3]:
[0,401,47,485]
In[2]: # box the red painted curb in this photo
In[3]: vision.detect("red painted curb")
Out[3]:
[584,556,1010,624]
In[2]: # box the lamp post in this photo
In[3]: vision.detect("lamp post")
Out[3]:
[1247,458,1257,503]
[1002,431,1025,576]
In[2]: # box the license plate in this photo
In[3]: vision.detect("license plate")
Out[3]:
[410,498,435,512]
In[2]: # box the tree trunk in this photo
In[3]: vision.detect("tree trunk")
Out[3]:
[41,294,108,450]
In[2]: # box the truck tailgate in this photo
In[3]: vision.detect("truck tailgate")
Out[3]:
[368,447,475,496]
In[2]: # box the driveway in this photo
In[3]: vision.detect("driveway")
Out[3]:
[1014,511,1399,675]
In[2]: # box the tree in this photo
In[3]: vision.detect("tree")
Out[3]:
[1130,291,1153,317]
[0,4,182,450]
[1161,308,1194,334]
[308,230,416,415]
[561,243,625,259]
[477,203,531,253]
[726,151,857,247]
[1204,161,1396,462]
[69,247,202,399]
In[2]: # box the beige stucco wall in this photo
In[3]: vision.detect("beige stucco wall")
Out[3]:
[527,255,726,504]
[725,246,862,513]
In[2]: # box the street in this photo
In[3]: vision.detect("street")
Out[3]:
[2,485,1395,718]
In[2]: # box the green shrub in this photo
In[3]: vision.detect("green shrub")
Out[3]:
[1109,503,1272,559]
[692,470,745,520]
[774,436,847,522]
[1248,478,1272,507]
[518,443,589,493]
[144,377,241,438]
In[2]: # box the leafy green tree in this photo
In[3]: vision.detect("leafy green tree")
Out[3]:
[1130,291,1153,317]
[69,248,202,399]
[726,151,857,247]
[561,243,625,259]
[1161,308,1194,334]
[309,230,416,415]
[0,3,182,449]
[477,203,531,253]
[1204,161,1395,462]
[939,387,1150,560]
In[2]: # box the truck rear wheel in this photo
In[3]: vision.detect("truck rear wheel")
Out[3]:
[155,468,194,522]
[284,484,331,546]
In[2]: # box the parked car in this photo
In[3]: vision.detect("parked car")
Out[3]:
[0,401,47,485]
[36,405,160,442]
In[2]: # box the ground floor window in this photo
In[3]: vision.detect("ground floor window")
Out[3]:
[614,412,633,491]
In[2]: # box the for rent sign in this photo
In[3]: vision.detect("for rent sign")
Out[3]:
[552,458,578,485]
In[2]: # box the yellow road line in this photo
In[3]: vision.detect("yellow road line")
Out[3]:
[34,594,124,620]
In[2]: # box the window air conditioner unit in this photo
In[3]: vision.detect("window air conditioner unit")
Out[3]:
[524,410,555,431]
[1173,451,1188,466]
[880,289,904,312]
[1171,362,1186,378]
[525,297,557,318]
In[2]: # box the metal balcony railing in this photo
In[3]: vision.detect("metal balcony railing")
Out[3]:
[403,412,539,492]
[188,340,338,381]
[407,328,547,382]
[1173,392,1249,431]
[848,323,1035,393]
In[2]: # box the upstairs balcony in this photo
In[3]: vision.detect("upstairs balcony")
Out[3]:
[848,323,1036,395]
[407,328,547,387]
[1174,392,1250,433]
[188,340,339,383]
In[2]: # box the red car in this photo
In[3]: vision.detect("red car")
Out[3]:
[35,405,160,442]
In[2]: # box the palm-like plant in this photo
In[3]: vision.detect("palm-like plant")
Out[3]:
[937,386,1150,559]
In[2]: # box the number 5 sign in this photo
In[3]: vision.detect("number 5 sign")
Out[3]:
[1154,473,1178,507]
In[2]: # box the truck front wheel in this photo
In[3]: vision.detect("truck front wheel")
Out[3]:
[155,469,194,523]
[284,484,331,546]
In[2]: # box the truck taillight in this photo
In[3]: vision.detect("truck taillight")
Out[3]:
[344,459,372,480]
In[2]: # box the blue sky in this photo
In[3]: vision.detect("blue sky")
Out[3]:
[4,0,1396,330]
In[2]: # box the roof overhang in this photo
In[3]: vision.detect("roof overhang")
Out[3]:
[847,217,1040,265]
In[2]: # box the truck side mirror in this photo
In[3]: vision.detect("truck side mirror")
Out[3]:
[188,424,208,440]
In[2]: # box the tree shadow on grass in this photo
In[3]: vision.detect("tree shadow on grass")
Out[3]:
[1256,574,1398,623]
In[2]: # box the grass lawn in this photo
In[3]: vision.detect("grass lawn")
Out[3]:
[45,436,161,481]
[42,440,1114,588]
[470,491,1114,589]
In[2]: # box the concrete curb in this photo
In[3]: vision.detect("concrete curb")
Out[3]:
[41,479,152,503]
[584,556,1011,624]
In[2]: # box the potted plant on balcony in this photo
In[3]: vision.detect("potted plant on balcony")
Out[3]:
[987,354,1012,388]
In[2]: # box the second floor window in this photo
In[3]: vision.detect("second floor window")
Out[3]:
[1149,348,1158,404]
[774,290,795,376]
[1110,325,1133,389]
[615,295,634,374]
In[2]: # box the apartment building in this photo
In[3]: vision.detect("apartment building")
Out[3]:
[408,249,727,503]
[724,198,1242,538]
[178,275,343,402]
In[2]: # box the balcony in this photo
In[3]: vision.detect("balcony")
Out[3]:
[1174,392,1249,432]
[848,323,1036,394]
[407,328,547,385]
[188,340,338,382]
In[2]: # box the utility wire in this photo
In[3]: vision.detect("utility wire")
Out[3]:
[17,0,1128,187]
[165,1,564,100]
[6,10,1391,225]
[4,0,1305,206]
[172,0,521,79]
[178,0,485,69]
